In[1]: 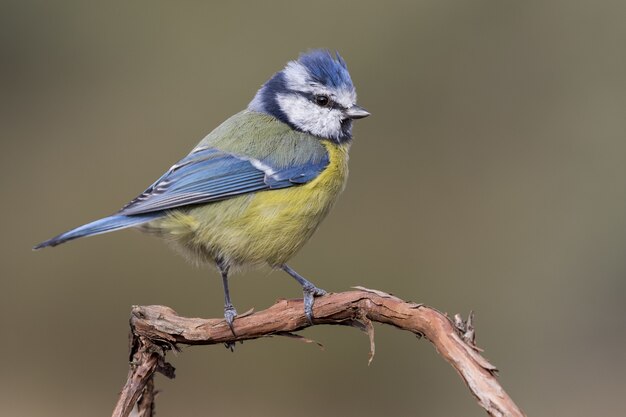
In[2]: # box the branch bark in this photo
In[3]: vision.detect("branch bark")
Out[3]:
[112,288,525,417]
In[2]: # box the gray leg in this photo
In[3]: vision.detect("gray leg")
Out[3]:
[281,264,327,323]
[217,259,237,337]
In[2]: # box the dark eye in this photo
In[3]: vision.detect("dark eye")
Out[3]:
[314,95,330,107]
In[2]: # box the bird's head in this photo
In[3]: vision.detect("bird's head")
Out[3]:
[249,50,369,143]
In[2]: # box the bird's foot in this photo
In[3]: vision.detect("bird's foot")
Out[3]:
[224,304,238,335]
[223,304,238,351]
[302,284,327,324]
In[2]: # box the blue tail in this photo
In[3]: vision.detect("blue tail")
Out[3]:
[33,213,163,250]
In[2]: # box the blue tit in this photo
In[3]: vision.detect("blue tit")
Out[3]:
[35,50,370,330]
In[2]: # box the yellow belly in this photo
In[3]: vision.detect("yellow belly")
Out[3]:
[146,141,349,267]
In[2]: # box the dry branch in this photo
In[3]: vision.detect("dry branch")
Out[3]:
[112,288,525,417]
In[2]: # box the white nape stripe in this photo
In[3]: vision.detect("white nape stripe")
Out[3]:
[283,61,357,108]
[283,61,314,92]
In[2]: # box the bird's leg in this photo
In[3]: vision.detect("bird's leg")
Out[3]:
[281,264,327,323]
[217,259,237,337]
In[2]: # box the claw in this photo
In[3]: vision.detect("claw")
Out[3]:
[302,284,327,324]
[223,304,238,351]
[281,264,327,324]
[224,304,238,336]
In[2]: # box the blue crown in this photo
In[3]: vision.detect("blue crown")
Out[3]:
[297,50,354,90]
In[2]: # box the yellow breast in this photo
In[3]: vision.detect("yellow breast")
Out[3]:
[152,141,350,267]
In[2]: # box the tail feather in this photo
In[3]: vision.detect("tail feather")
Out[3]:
[33,213,163,250]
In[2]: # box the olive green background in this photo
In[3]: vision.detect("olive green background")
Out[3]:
[2,1,626,416]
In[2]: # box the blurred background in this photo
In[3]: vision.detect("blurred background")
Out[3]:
[2,1,625,416]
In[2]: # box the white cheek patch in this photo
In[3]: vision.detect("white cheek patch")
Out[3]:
[277,93,344,140]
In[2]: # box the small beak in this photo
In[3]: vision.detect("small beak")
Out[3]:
[345,105,370,120]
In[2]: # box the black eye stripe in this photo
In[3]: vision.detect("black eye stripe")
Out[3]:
[297,92,344,110]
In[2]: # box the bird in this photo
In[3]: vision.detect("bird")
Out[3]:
[34,49,369,333]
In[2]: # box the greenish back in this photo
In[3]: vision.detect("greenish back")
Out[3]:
[195,110,328,169]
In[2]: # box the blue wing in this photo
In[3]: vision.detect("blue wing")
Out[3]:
[34,146,328,249]
[118,147,329,216]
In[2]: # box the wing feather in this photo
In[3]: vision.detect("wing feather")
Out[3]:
[118,146,328,216]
